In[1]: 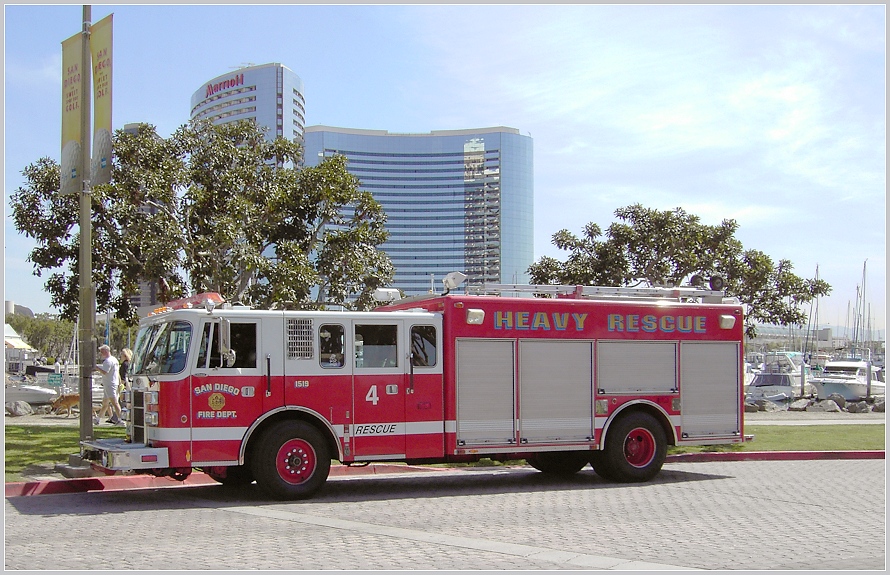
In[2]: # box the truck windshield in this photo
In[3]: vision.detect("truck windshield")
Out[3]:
[131,320,193,375]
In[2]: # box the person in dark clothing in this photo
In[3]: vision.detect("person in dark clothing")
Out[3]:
[119,348,132,394]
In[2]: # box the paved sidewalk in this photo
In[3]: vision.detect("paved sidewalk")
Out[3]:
[5,459,885,570]
[744,409,885,425]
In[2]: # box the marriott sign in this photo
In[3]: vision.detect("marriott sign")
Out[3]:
[206,73,245,97]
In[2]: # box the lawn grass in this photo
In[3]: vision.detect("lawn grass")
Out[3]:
[4,425,127,483]
[4,422,885,483]
[667,424,885,454]
[740,424,885,451]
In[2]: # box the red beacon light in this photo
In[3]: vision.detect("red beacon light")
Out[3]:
[161,292,225,312]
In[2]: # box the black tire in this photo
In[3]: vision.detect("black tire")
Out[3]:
[526,451,589,475]
[599,412,667,482]
[588,450,617,480]
[207,465,254,487]
[251,420,331,500]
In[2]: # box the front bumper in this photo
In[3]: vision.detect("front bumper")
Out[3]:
[81,438,170,471]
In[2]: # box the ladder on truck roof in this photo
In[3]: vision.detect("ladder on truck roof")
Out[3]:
[475,283,735,304]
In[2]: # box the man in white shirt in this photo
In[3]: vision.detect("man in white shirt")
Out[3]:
[95,344,123,425]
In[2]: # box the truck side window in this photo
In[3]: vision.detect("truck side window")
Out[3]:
[411,325,437,367]
[229,323,257,369]
[196,323,211,369]
[355,324,398,368]
[319,325,344,368]
[197,322,223,368]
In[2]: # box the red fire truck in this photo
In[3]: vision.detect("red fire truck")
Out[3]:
[81,277,746,500]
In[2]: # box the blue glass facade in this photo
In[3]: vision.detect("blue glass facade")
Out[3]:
[303,127,534,295]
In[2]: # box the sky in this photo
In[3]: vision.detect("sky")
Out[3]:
[3,4,886,338]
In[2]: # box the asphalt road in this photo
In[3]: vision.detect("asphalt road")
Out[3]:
[5,457,885,571]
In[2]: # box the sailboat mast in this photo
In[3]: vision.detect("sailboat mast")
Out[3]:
[860,259,868,356]
[815,264,820,337]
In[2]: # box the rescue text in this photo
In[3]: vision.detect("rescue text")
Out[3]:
[607,314,706,333]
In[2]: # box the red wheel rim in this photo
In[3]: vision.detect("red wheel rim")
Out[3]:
[623,427,656,468]
[276,438,317,485]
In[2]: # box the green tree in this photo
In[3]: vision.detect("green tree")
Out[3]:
[96,316,139,354]
[4,313,75,360]
[528,204,831,337]
[10,120,394,323]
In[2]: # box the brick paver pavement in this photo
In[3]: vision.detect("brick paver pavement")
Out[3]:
[5,458,884,570]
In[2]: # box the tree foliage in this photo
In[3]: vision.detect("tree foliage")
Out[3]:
[5,313,135,360]
[5,313,74,361]
[10,120,394,324]
[528,204,831,338]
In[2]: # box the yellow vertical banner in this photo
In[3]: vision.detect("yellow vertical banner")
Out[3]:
[90,14,113,186]
[60,31,83,195]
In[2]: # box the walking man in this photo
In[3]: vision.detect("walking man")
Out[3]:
[95,344,123,425]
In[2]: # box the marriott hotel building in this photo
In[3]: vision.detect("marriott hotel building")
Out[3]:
[190,62,306,142]
[191,63,533,296]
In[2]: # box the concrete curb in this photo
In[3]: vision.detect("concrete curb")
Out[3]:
[665,450,885,463]
[6,451,884,498]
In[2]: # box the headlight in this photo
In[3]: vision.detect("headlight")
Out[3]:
[145,391,159,406]
[145,412,159,426]
[121,390,131,405]
[121,408,130,422]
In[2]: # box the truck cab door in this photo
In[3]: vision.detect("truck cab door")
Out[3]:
[351,321,407,459]
[405,322,444,459]
[190,319,263,465]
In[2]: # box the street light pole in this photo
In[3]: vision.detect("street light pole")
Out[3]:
[78,4,95,445]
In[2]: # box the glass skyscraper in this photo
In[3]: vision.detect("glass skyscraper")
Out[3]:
[303,126,533,295]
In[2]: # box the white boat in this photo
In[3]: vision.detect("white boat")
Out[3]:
[60,370,105,403]
[4,383,59,405]
[746,372,814,402]
[746,351,815,402]
[808,360,885,401]
[743,362,760,387]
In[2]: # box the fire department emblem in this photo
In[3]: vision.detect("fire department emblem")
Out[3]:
[208,392,226,411]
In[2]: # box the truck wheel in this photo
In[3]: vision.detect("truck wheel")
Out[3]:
[588,451,616,480]
[207,465,254,487]
[251,420,330,500]
[600,412,666,482]
[526,451,589,475]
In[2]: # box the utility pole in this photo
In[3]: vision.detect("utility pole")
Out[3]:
[78,4,95,445]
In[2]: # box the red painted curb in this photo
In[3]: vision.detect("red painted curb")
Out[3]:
[6,453,883,498]
[5,472,217,497]
[4,463,446,498]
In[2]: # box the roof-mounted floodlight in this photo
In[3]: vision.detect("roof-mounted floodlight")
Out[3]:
[203,297,217,314]
[373,288,402,302]
[442,271,468,294]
